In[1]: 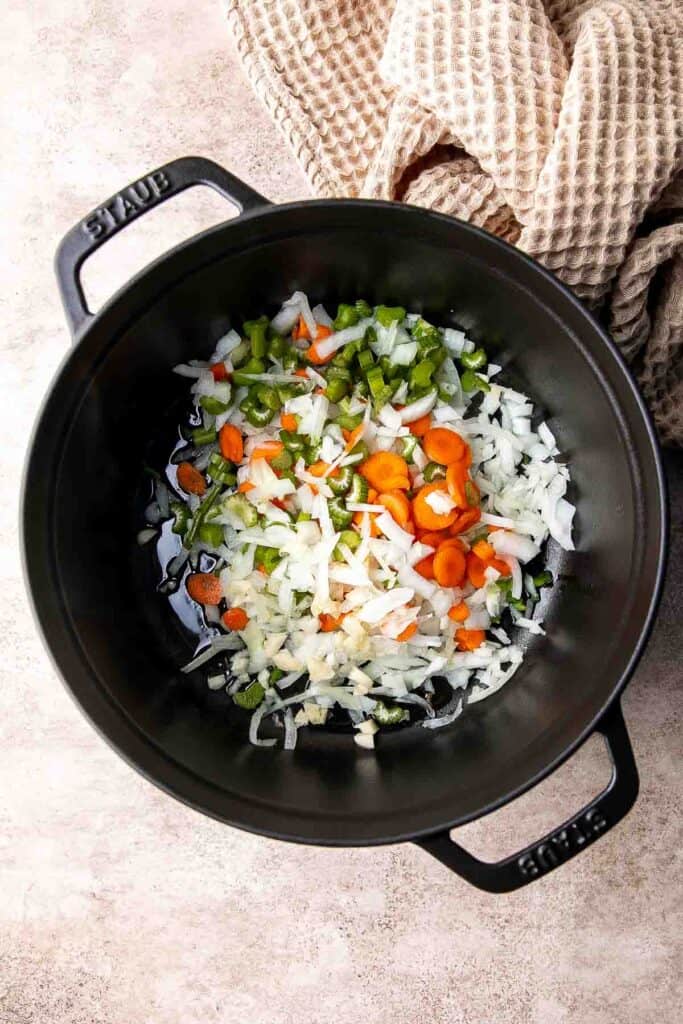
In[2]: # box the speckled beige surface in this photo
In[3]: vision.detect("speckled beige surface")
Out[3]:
[1,4,681,1023]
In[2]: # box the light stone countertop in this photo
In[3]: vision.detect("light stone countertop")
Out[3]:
[1,4,681,1023]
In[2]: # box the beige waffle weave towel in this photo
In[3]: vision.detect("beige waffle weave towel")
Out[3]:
[226,0,683,444]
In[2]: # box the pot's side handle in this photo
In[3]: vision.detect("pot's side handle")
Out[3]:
[55,156,270,337]
[416,702,638,893]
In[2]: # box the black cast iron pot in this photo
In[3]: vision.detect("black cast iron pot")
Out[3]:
[23,157,667,892]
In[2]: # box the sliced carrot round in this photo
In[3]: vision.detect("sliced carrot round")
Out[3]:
[377,490,411,527]
[448,601,470,623]
[396,622,418,642]
[177,461,207,496]
[433,545,467,587]
[466,552,488,589]
[455,628,486,652]
[450,507,482,535]
[414,554,436,580]
[408,413,432,437]
[186,573,223,606]
[219,423,244,463]
[445,461,469,509]
[438,536,466,551]
[383,474,411,491]
[423,427,466,466]
[222,606,249,630]
[417,529,450,548]
[359,452,410,491]
[412,482,458,531]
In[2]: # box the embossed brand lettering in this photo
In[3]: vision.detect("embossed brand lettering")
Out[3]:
[518,808,609,878]
[536,843,560,870]
[82,170,173,240]
[518,854,539,878]
[150,170,170,193]
[585,808,607,834]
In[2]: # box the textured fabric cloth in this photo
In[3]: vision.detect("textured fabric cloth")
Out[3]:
[226,0,683,443]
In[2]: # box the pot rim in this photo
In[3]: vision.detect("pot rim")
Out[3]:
[22,196,668,845]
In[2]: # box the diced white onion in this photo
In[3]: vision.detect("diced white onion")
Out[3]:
[398,391,438,424]
[489,530,540,564]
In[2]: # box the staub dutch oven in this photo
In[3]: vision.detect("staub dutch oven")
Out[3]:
[23,157,667,892]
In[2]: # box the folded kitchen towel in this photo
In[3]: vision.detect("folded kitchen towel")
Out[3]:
[226,0,683,444]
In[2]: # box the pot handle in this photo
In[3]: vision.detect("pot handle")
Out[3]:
[55,156,270,336]
[416,701,638,893]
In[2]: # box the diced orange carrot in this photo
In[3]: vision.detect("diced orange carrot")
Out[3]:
[412,482,458,531]
[448,601,470,623]
[433,544,467,587]
[343,423,365,453]
[352,510,382,537]
[472,539,495,561]
[280,412,298,432]
[319,612,345,632]
[294,367,309,378]
[238,481,255,493]
[211,362,230,382]
[305,325,335,365]
[250,440,284,463]
[177,461,207,496]
[456,628,486,651]
[222,607,249,631]
[293,315,310,341]
[396,622,418,642]
[408,413,432,438]
[489,557,511,577]
[186,573,222,606]
[307,460,337,477]
[219,423,244,463]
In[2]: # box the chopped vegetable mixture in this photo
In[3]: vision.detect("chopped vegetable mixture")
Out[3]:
[141,292,575,749]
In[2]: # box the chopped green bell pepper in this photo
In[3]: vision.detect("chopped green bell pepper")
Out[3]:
[460,347,487,371]
[375,305,406,327]
[233,681,265,710]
